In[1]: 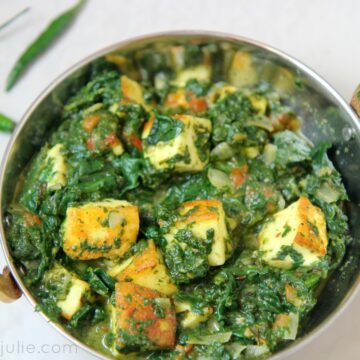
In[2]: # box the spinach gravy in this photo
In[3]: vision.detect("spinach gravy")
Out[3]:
[7,41,351,360]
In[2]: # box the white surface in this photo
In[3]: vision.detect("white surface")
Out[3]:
[0,0,359,359]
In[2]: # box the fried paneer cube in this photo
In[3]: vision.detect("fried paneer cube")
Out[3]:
[113,282,176,351]
[172,64,211,87]
[228,50,257,87]
[259,196,328,268]
[58,277,90,320]
[163,200,232,268]
[142,114,212,173]
[206,82,236,105]
[164,88,208,114]
[120,75,145,106]
[175,300,213,329]
[44,264,90,320]
[46,144,67,190]
[113,239,177,296]
[63,200,139,260]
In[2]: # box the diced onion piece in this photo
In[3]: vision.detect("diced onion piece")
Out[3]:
[187,332,232,345]
[227,217,240,231]
[247,117,273,132]
[109,103,118,114]
[317,166,333,176]
[283,313,299,340]
[208,168,232,189]
[278,195,286,210]
[233,314,246,325]
[263,143,277,164]
[245,345,270,357]
[207,318,221,332]
[210,142,234,160]
[112,143,124,156]
[315,182,341,203]
[273,312,299,340]
[244,147,259,159]
[154,72,168,90]
[225,342,247,358]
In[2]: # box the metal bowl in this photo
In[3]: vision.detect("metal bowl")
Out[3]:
[1,31,359,360]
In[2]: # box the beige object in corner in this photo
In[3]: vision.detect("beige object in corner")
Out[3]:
[351,84,360,116]
[0,266,21,303]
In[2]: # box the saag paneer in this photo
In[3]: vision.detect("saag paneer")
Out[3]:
[7,41,351,360]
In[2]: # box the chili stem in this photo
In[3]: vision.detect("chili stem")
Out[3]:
[0,7,30,32]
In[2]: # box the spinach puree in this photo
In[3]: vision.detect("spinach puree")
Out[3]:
[7,41,351,360]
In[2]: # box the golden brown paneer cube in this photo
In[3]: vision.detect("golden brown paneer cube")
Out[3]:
[105,54,139,80]
[164,89,208,114]
[164,199,232,266]
[206,83,236,105]
[120,75,145,106]
[58,277,90,320]
[113,282,176,350]
[228,50,257,87]
[172,64,211,87]
[46,144,67,190]
[259,196,328,268]
[44,264,90,320]
[175,300,213,329]
[63,200,139,260]
[142,114,212,173]
[114,239,177,295]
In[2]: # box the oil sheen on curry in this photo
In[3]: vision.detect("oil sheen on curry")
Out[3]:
[7,41,351,359]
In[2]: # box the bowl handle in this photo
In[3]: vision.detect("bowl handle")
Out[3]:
[351,85,360,116]
[0,266,22,303]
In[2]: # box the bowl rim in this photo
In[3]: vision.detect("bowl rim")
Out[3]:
[1,30,359,360]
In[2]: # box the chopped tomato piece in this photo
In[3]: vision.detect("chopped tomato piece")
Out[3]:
[82,115,101,133]
[262,186,274,197]
[272,113,300,132]
[101,132,121,151]
[165,90,208,113]
[266,202,276,212]
[127,134,143,151]
[231,165,248,188]
[86,138,95,151]
[165,90,188,108]
[24,212,42,226]
[188,95,208,113]
[175,344,194,359]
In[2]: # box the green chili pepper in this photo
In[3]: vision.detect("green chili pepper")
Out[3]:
[0,113,16,133]
[6,0,86,91]
[0,7,30,32]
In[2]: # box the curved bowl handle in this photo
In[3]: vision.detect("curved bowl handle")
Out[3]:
[0,266,22,303]
[351,85,360,116]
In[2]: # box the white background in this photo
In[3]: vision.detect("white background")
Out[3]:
[0,0,359,359]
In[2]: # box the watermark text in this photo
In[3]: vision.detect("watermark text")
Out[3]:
[0,341,78,357]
